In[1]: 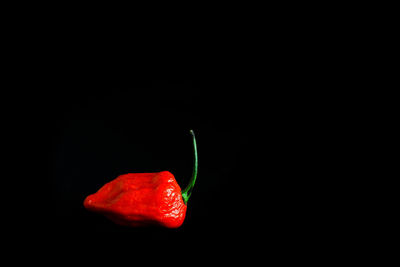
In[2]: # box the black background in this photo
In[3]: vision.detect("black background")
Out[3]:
[5,51,348,263]
[4,54,358,265]
[3,6,378,262]
[5,21,346,259]
[9,62,331,261]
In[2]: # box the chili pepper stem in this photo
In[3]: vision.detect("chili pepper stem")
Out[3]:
[181,130,198,205]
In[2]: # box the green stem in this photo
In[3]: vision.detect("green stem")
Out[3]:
[181,130,198,205]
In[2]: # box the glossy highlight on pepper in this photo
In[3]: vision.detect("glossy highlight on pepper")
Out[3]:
[83,130,198,228]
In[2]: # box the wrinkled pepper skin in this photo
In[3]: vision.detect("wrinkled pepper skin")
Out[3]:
[83,171,187,228]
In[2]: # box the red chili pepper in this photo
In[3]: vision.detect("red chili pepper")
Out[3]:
[83,130,198,228]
